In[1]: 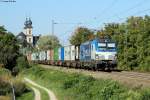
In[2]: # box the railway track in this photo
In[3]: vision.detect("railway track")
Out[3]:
[112,71,150,80]
[40,64,150,88]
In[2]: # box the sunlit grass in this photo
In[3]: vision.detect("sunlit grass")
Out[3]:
[22,64,150,100]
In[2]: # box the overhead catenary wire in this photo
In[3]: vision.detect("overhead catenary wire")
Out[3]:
[108,0,148,23]
[83,0,149,31]
[80,0,118,25]
[56,7,150,41]
[53,22,83,25]
[115,0,148,17]
[94,0,118,19]
[51,20,83,36]
[51,21,82,45]
[116,8,150,22]
[87,0,147,25]
[105,0,149,22]
[51,0,148,37]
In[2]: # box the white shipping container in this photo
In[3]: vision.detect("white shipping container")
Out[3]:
[64,46,71,61]
[47,50,50,60]
[58,48,61,60]
[70,45,75,61]
[39,52,42,61]
[75,46,79,60]
[32,53,39,61]
[39,51,47,61]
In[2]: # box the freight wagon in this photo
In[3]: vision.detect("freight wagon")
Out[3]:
[63,45,80,67]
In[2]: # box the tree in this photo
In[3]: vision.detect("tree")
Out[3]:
[0,27,19,70]
[70,27,95,45]
[0,26,6,35]
[37,35,61,50]
[96,30,105,39]
[102,15,150,71]
[96,23,119,40]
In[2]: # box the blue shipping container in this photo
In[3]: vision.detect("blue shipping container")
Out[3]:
[80,41,91,61]
[61,47,64,61]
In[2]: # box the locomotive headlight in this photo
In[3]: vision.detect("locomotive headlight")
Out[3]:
[95,54,99,59]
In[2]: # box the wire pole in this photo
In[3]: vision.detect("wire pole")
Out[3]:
[52,20,54,36]
[11,82,15,100]
[125,24,128,69]
[51,20,55,49]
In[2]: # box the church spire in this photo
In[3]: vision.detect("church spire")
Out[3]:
[24,17,32,29]
[24,17,33,45]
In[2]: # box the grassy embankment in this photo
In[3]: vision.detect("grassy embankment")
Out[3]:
[22,64,150,100]
[0,68,34,100]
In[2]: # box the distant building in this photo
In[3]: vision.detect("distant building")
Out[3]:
[17,18,40,46]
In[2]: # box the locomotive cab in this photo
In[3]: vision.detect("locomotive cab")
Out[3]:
[91,39,117,70]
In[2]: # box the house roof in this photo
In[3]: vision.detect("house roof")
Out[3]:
[17,32,26,37]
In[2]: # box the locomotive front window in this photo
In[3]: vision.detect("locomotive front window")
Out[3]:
[98,43,106,47]
[98,43,106,50]
[107,43,116,50]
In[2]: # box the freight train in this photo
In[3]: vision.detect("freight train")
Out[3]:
[28,38,117,70]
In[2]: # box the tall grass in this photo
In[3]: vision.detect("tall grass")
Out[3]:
[0,68,12,96]
[23,65,150,100]
[0,68,33,100]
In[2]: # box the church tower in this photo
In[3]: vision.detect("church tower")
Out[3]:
[24,18,33,45]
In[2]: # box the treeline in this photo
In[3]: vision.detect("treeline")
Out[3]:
[70,15,150,71]
[108,16,150,71]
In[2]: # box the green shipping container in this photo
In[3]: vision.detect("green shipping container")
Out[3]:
[54,48,59,61]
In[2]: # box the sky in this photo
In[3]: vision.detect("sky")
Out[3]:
[0,0,150,45]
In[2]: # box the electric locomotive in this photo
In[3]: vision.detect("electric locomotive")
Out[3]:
[80,38,117,70]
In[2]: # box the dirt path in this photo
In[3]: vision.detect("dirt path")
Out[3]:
[31,87,41,100]
[24,78,57,100]
[40,64,150,88]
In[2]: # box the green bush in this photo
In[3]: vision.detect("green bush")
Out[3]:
[16,56,30,70]
[140,90,150,100]
[63,78,79,89]
[140,56,150,71]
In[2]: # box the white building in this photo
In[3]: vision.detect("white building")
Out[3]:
[17,18,40,46]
